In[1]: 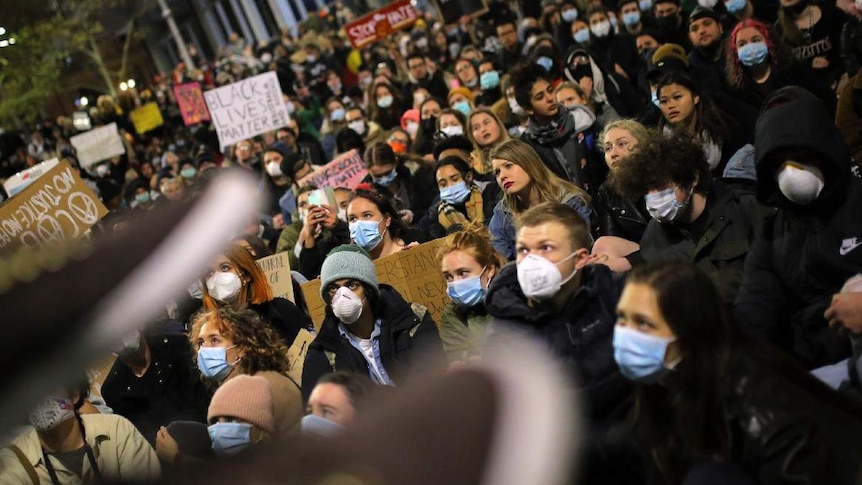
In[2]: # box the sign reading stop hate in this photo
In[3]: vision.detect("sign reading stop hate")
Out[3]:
[345,0,420,49]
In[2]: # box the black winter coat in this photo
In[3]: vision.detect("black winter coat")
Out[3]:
[735,90,862,368]
[594,182,650,242]
[249,298,311,347]
[101,333,211,444]
[639,179,766,303]
[485,263,632,422]
[301,285,444,402]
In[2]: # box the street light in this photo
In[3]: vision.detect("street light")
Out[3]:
[0,27,6,36]
[8,38,15,45]
[0,40,8,48]
[80,97,89,106]
[127,79,136,88]
[119,82,128,91]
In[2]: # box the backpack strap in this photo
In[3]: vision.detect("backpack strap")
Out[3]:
[6,445,39,485]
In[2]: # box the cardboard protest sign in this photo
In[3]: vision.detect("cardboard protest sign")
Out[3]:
[129,102,164,134]
[285,329,315,385]
[344,0,420,49]
[203,71,290,150]
[0,160,108,252]
[4,159,60,197]
[256,252,295,303]
[297,150,367,190]
[69,123,126,169]
[174,82,211,126]
[300,238,450,330]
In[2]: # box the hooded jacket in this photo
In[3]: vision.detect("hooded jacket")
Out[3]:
[735,87,862,368]
[485,263,632,421]
[301,285,444,402]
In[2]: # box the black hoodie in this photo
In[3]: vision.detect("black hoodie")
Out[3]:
[735,87,862,368]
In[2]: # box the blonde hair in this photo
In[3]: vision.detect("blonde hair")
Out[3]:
[489,139,591,215]
[467,107,511,174]
[600,119,650,147]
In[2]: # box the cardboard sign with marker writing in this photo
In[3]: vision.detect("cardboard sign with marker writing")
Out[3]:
[0,160,108,253]
[204,71,290,150]
[69,122,126,169]
[285,329,315,385]
[297,150,367,191]
[129,102,164,134]
[256,252,295,303]
[300,239,450,330]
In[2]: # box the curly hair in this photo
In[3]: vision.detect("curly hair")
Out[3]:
[189,307,290,377]
[609,129,712,198]
[725,19,780,89]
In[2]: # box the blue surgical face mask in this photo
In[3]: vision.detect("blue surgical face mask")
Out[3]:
[330,107,345,121]
[613,325,676,383]
[372,169,398,186]
[561,8,579,22]
[537,56,555,72]
[301,414,344,436]
[453,100,472,116]
[446,267,488,307]
[196,345,237,382]
[609,16,619,29]
[480,71,501,90]
[651,90,660,108]
[725,0,746,13]
[181,167,197,179]
[208,422,253,456]
[639,0,653,10]
[135,192,151,204]
[440,180,472,204]
[349,219,385,252]
[737,41,769,67]
[623,11,641,26]
[574,29,591,44]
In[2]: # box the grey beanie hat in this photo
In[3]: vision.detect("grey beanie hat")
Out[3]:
[320,245,379,299]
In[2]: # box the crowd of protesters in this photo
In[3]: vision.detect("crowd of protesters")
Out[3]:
[3,0,862,481]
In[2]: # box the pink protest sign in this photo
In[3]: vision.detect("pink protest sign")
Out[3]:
[174,82,210,126]
[297,150,368,190]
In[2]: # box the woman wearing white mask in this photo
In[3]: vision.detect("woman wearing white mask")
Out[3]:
[201,243,310,346]
[614,261,862,484]
[585,6,646,83]
[437,108,468,139]
[437,224,506,365]
[488,139,593,261]
[425,157,502,240]
[301,245,444,402]
[609,130,762,302]
[0,380,160,484]
[484,202,630,426]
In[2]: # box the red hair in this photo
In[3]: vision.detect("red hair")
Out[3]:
[202,243,273,310]
[725,19,779,89]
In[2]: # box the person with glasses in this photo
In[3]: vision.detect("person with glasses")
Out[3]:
[301,245,443,402]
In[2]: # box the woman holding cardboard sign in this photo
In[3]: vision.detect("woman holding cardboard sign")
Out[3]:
[346,186,424,261]
[201,243,311,347]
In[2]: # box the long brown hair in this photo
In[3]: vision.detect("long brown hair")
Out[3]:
[467,108,511,174]
[489,139,591,215]
[202,243,273,310]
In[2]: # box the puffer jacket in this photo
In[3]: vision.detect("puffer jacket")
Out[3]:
[735,87,862,368]
[485,263,632,421]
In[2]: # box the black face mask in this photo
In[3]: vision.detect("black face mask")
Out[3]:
[421,116,438,133]
[697,40,723,60]
[656,14,679,32]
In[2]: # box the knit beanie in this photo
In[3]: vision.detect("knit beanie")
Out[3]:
[448,86,476,104]
[208,375,276,435]
[319,245,379,299]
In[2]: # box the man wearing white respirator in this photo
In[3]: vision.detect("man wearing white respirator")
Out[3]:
[736,87,862,370]
[301,245,444,402]
[484,202,632,425]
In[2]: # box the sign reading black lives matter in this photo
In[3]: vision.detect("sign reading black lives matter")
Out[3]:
[203,71,290,150]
